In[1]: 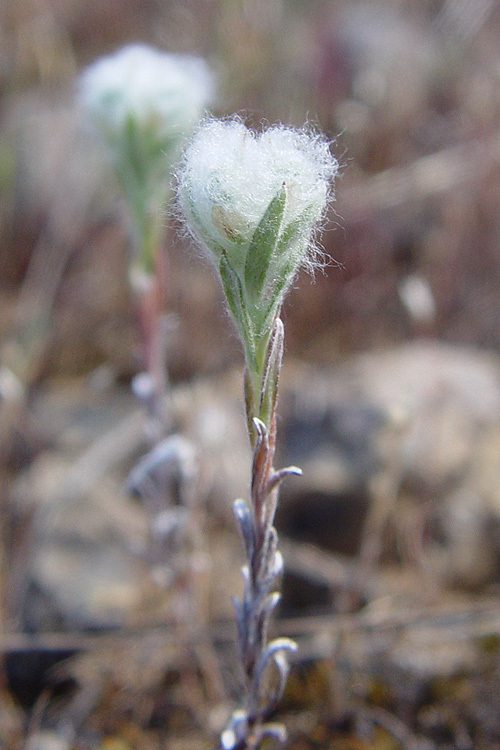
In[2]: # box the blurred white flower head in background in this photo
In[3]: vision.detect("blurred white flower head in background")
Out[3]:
[79,43,214,159]
[79,43,214,268]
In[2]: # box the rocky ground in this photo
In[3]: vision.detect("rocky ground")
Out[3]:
[4,342,500,749]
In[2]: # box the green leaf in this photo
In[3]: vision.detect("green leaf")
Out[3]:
[259,317,284,429]
[253,203,316,332]
[219,255,244,323]
[219,255,257,370]
[258,256,296,334]
[244,366,258,445]
[274,203,314,261]
[244,184,287,302]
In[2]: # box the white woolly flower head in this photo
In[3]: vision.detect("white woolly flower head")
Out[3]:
[80,44,213,149]
[178,119,336,266]
[177,118,337,357]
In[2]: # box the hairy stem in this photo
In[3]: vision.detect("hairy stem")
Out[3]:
[221,316,299,750]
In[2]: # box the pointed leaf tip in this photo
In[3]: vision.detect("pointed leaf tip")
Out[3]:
[244,185,287,302]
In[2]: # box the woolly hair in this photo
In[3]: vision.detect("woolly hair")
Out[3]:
[79,44,214,142]
[176,118,338,277]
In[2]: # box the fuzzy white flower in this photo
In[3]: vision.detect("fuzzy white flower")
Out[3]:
[178,119,336,268]
[79,44,213,158]
[79,44,214,270]
[177,118,337,351]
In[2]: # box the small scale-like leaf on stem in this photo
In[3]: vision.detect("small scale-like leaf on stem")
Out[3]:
[255,637,298,685]
[233,498,255,561]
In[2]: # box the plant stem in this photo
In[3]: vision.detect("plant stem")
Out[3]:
[222,316,300,750]
[130,205,171,439]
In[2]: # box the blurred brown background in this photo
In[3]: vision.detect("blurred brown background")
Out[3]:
[3,1,500,749]
[3,0,500,381]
